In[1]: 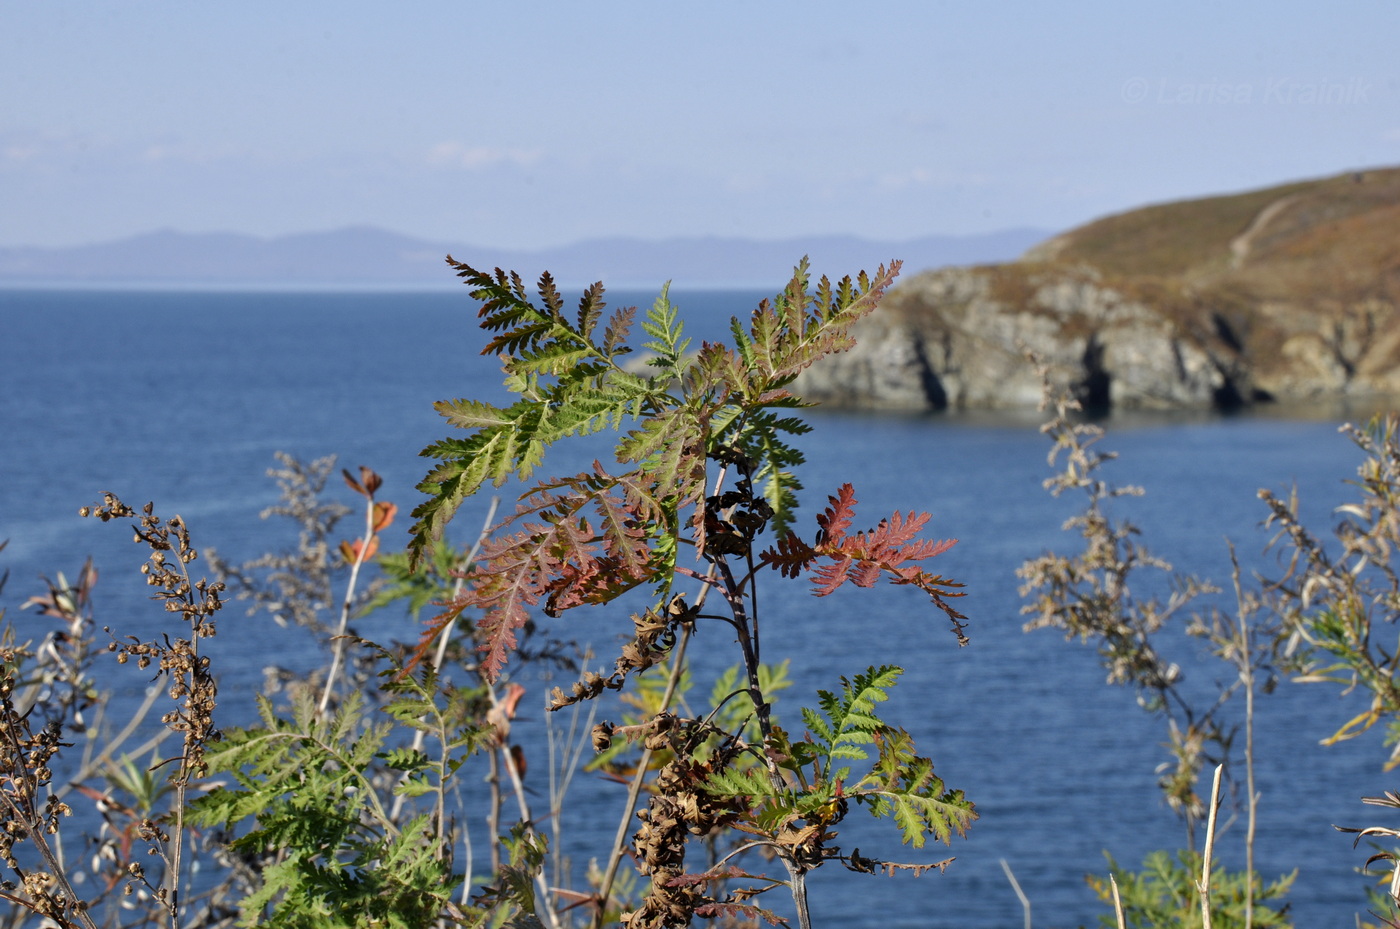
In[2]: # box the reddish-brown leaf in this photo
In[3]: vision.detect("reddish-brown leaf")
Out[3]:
[371,500,397,533]
[816,483,858,544]
[757,531,818,578]
[342,468,365,496]
[343,465,383,498]
[406,466,667,680]
[339,536,379,564]
[759,483,967,641]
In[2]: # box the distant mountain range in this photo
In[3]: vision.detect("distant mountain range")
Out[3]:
[0,226,1051,289]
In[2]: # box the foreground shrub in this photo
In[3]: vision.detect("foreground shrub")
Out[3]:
[399,258,974,928]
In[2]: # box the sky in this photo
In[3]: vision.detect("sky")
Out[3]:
[3,1,1398,250]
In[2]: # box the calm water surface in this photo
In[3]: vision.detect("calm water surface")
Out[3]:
[1,287,1395,927]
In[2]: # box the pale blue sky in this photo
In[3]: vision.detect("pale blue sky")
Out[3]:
[3,1,1397,249]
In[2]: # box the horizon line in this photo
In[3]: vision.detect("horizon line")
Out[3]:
[0,223,1057,254]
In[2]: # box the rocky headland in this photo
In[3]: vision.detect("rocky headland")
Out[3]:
[795,168,1400,412]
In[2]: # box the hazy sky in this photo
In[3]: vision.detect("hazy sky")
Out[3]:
[4,2,1397,249]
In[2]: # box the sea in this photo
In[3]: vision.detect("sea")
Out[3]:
[2,285,1397,928]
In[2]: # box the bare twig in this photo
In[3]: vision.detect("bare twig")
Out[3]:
[387,497,500,825]
[1000,858,1031,929]
[1110,873,1126,929]
[1197,764,1225,929]
[1230,548,1258,929]
[491,680,562,929]
[545,677,597,908]
[317,493,376,717]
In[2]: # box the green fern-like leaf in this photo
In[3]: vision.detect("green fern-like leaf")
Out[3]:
[786,668,977,849]
[705,764,783,802]
[640,282,691,371]
[723,406,810,535]
[410,259,665,569]
[864,749,975,848]
[380,747,431,772]
[801,665,901,773]
[190,687,463,928]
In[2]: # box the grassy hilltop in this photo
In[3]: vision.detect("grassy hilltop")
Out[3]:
[803,167,1400,411]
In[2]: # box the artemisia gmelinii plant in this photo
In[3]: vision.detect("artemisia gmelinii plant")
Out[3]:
[410,258,975,929]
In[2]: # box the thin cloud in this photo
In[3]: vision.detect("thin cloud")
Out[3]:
[1,143,41,164]
[425,142,542,170]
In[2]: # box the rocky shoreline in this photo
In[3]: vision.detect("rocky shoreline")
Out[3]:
[795,169,1400,413]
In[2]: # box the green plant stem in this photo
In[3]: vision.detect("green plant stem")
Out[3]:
[701,470,819,929]
[715,551,813,929]
[716,560,778,765]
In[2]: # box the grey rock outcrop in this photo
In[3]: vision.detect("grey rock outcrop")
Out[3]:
[796,264,1247,412]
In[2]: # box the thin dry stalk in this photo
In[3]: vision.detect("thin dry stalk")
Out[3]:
[428,497,500,673]
[1197,764,1225,929]
[1230,550,1258,929]
[386,496,499,826]
[0,701,99,929]
[999,858,1031,929]
[490,681,562,929]
[544,679,597,909]
[317,495,376,717]
[81,494,225,928]
[487,747,503,878]
[1110,873,1126,929]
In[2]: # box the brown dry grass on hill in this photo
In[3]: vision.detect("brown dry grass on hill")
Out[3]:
[1027,167,1400,288]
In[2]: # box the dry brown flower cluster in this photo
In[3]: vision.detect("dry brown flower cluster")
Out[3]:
[622,715,748,929]
[80,494,226,922]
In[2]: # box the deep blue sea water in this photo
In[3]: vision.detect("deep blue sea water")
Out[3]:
[2,286,1397,927]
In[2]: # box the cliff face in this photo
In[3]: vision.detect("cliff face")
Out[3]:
[796,168,1400,411]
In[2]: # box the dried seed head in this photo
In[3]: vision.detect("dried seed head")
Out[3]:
[592,722,614,753]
